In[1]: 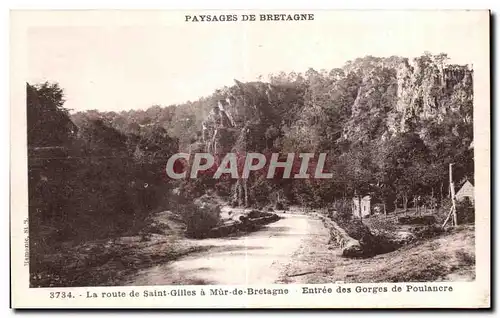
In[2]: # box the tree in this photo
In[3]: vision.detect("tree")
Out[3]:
[27,82,76,147]
[375,132,430,211]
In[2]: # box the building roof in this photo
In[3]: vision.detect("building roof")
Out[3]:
[456,180,474,198]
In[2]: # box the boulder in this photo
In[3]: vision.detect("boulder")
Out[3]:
[323,218,365,258]
[394,231,417,245]
[342,240,364,257]
[247,209,273,219]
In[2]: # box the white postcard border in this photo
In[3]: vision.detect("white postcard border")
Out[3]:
[10,9,491,309]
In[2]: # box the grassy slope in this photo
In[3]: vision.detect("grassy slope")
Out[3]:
[280,224,475,284]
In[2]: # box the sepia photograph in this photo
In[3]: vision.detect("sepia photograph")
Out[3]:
[10,9,490,308]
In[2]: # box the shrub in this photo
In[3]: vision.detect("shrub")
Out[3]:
[182,199,222,238]
[440,197,475,225]
[398,215,436,225]
[456,198,475,224]
[330,199,352,222]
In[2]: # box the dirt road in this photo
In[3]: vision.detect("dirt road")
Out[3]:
[126,212,329,285]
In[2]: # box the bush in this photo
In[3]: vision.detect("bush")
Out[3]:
[398,215,436,225]
[182,198,222,238]
[456,198,475,224]
[411,225,444,239]
[439,197,475,225]
[330,199,352,222]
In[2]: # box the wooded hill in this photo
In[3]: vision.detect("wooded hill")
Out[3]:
[28,52,473,248]
[69,52,474,210]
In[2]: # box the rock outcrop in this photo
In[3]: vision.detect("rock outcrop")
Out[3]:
[198,80,280,207]
[318,215,364,257]
[342,54,473,143]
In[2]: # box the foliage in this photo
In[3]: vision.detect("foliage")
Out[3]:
[27,82,179,284]
[29,51,475,253]
[69,53,473,211]
[182,197,222,238]
[329,199,353,222]
[27,82,76,146]
[456,198,475,224]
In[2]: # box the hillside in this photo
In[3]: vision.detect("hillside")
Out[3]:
[70,52,473,211]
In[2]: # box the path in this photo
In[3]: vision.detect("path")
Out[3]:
[126,212,329,285]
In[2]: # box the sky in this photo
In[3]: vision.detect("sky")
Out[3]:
[25,10,488,113]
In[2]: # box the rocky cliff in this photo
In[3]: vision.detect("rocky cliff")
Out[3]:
[343,55,473,144]
[189,53,473,207]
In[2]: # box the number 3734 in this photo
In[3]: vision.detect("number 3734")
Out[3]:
[49,292,74,299]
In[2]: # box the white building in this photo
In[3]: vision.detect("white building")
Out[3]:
[353,195,371,218]
[456,180,474,203]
